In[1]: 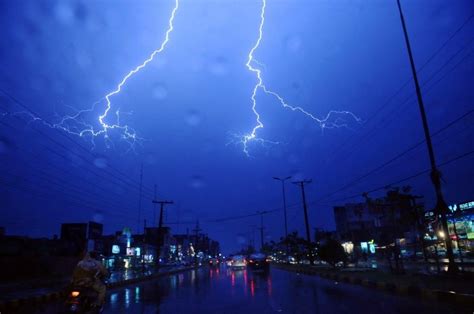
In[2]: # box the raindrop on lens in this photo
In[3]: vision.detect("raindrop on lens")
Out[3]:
[152,84,168,100]
[285,35,302,53]
[185,110,201,127]
[209,56,228,76]
[92,211,104,223]
[189,176,205,189]
[288,154,299,164]
[54,2,74,24]
[292,171,304,181]
[94,157,108,168]
[0,139,8,154]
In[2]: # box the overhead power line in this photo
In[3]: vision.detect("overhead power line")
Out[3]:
[322,148,474,205]
[317,108,474,202]
[0,87,155,197]
[327,12,474,161]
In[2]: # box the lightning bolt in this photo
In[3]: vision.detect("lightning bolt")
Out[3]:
[240,0,361,156]
[3,0,179,152]
[98,0,179,141]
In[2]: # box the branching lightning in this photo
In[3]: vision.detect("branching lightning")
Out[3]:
[1,0,359,156]
[97,0,179,143]
[4,0,179,152]
[240,0,361,156]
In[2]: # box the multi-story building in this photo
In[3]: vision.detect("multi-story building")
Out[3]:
[60,221,103,255]
[333,190,421,252]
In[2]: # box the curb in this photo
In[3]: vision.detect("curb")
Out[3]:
[273,264,474,307]
[0,266,198,311]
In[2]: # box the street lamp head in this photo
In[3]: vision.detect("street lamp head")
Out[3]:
[273,177,281,181]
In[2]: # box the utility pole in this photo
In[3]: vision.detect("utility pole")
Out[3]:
[176,204,181,234]
[192,220,202,246]
[152,200,174,230]
[192,220,202,265]
[153,184,157,227]
[142,218,147,273]
[137,164,143,234]
[293,180,312,243]
[396,0,457,273]
[293,179,314,264]
[273,176,291,254]
[151,199,174,268]
[248,225,256,251]
[410,196,429,264]
[257,211,266,251]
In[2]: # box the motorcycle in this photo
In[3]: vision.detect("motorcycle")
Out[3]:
[65,271,106,314]
[65,285,102,314]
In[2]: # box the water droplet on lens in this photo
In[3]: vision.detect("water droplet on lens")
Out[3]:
[189,175,205,189]
[54,3,74,24]
[94,157,107,168]
[0,138,10,154]
[144,153,157,165]
[76,50,91,68]
[92,211,104,223]
[152,84,168,100]
[286,35,302,53]
[74,2,88,22]
[209,56,228,76]
[185,110,201,127]
[291,171,304,181]
[288,154,299,164]
[236,235,246,245]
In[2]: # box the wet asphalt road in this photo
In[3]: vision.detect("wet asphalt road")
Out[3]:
[33,266,468,314]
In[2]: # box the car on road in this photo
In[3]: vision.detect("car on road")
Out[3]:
[229,255,247,269]
[208,257,220,268]
[247,253,269,271]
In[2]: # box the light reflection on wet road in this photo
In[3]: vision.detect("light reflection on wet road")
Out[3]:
[100,266,464,314]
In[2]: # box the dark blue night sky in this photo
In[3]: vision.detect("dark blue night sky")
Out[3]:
[1,0,473,253]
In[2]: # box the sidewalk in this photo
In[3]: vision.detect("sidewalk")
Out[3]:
[353,257,474,274]
[274,263,474,306]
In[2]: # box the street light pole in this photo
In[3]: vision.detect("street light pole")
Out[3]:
[259,212,265,250]
[396,0,457,273]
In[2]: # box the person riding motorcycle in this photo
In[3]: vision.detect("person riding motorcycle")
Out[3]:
[71,250,109,307]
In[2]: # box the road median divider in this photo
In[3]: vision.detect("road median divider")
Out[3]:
[272,263,474,307]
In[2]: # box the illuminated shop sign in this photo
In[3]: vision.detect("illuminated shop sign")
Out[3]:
[459,201,474,211]
[126,247,141,256]
[112,245,120,254]
[449,200,474,213]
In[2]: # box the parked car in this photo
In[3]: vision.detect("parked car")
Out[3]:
[230,255,246,269]
[247,253,269,271]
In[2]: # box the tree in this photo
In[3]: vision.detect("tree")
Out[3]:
[318,239,347,268]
